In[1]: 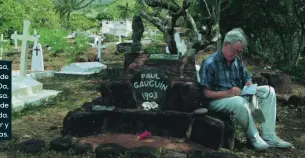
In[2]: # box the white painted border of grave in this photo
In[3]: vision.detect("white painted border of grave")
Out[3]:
[12,70,56,80]
[12,76,60,112]
[55,62,107,75]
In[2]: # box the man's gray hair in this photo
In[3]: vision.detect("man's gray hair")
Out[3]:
[223,28,247,46]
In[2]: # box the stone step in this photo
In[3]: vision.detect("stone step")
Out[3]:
[12,76,43,97]
[12,70,56,80]
[54,62,107,75]
[12,76,61,112]
[12,89,60,112]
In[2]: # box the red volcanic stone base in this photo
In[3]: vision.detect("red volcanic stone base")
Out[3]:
[78,133,212,152]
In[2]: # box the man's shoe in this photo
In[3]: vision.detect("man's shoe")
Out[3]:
[262,135,294,148]
[247,136,269,151]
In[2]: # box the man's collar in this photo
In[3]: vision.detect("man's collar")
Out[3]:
[215,50,237,65]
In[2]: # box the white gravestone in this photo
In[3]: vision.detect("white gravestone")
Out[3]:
[55,62,107,75]
[0,34,9,59]
[10,20,39,77]
[97,36,102,62]
[31,30,44,72]
[31,43,44,71]
[9,20,60,111]
[14,31,18,50]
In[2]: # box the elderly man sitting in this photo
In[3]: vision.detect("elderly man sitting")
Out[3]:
[199,28,294,150]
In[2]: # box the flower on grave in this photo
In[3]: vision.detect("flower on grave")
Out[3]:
[142,101,159,111]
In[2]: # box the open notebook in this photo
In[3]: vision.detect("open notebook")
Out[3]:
[241,84,257,96]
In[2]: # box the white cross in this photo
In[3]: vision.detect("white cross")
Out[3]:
[10,20,39,77]
[0,34,9,59]
[13,31,18,50]
[33,29,40,45]
[97,36,102,62]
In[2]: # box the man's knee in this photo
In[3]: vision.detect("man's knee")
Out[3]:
[229,96,250,112]
[258,85,275,96]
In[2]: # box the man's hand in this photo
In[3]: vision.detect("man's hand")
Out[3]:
[227,87,242,96]
[245,81,253,86]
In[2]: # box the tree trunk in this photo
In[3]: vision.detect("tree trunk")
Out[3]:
[131,15,144,53]
[215,0,222,50]
[165,28,178,54]
[66,11,72,29]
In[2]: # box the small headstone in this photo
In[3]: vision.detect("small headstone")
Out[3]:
[31,43,44,71]
[116,42,132,53]
[130,67,171,104]
[56,62,107,75]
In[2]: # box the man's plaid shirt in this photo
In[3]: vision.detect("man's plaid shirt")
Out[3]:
[199,51,252,91]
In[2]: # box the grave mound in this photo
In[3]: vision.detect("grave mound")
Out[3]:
[62,53,234,152]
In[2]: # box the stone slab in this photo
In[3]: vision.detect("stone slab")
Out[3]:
[30,70,56,79]
[12,70,56,80]
[12,76,60,111]
[12,76,43,97]
[12,89,60,112]
[55,62,107,75]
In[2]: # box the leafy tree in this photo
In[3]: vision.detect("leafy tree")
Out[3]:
[0,0,25,36]
[23,0,61,29]
[53,0,95,28]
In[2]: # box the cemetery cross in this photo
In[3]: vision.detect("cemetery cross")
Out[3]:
[34,47,40,56]
[33,29,40,56]
[13,31,18,50]
[97,36,102,62]
[10,20,39,77]
[0,34,9,59]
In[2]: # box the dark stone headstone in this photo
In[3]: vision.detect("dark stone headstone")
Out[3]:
[95,143,127,158]
[49,136,72,151]
[130,67,171,104]
[18,139,46,153]
[116,42,133,53]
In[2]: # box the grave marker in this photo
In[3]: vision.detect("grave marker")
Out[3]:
[116,42,132,53]
[97,36,102,62]
[31,43,44,72]
[30,29,44,72]
[55,62,107,76]
[130,67,171,104]
[0,34,9,59]
[10,20,39,77]
[13,31,18,50]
